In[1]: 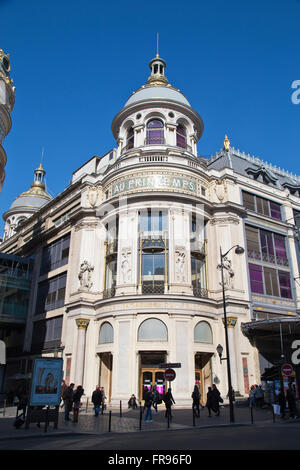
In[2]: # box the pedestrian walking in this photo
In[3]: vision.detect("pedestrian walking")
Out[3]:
[192,385,200,418]
[144,388,153,423]
[249,385,256,409]
[255,385,264,408]
[163,388,175,420]
[277,387,286,419]
[152,385,159,414]
[73,385,84,423]
[211,384,222,416]
[100,386,106,414]
[286,384,297,419]
[92,385,103,417]
[63,383,74,421]
[206,386,214,417]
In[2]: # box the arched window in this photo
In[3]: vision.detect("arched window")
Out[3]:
[194,321,213,343]
[146,119,164,145]
[176,124,186,149]
[99,322,114,344]
[127,127,134,149]
[138,318,168,341]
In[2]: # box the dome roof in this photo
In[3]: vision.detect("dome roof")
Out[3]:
[125,85,191,108]
[5,164,52,215]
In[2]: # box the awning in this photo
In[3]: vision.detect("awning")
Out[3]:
[241,317,300,364]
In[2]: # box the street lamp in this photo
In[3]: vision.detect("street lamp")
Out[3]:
[218,244,244,423]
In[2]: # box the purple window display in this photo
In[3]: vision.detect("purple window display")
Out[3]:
[176,124,186,149]
[270,202,282,220]
[278,271,292,298]
[249,263,264,294]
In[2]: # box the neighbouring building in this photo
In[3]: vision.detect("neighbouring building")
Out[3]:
[1,54,300,404]
[0,49,15,193]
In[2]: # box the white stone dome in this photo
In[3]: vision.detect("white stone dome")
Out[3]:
[125,85,191,108]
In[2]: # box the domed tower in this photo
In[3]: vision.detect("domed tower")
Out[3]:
[0,48,15,192]
[3,164,52,240]
[112,54,204,158]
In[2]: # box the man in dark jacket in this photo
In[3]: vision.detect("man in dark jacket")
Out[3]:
[286,384,297,419]
[92,385,103,417]
[192,385,200,418]
[63,383,74,421]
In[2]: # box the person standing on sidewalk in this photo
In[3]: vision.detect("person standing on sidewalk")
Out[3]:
[152,385,159,414]
[206,386,214,417]
[192,385,200,418]
[92,386,103,417]
[63,383,74,422]
[163,388,175,420]
[249,385,256,409]
[211,384,222,416]
[277,387,286,419]
[144,388,153,423]
[73,385,84,423]
[286,384,297,419]
[100,386,106,414]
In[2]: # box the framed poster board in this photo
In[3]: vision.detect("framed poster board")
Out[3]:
[29,357,63,407]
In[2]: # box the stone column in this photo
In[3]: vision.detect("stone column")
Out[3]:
[222,316,239,393]
[75,318,90,386]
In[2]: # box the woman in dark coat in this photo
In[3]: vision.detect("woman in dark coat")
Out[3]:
[211,384,221,416]
[73,385,84,423]
[206,386,214,417]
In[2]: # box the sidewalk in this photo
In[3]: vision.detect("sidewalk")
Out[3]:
[0,403,290,442]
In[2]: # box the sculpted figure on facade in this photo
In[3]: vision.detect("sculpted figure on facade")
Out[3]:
[175,249,186,282]
[218,256,234,289]
[121,248,132,284]
[78,260,94,290]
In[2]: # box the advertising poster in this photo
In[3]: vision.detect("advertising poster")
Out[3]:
[29,357,63,407]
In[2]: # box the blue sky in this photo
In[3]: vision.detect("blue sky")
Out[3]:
[0,0,299,232]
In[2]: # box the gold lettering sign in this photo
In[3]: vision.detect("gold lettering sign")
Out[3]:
[111,174,197,196]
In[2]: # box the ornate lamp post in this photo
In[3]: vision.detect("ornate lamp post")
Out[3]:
[217,244,244,423]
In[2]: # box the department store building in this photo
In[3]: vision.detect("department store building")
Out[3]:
[1,55,300,405]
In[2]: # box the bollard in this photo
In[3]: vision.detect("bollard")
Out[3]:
[192,406,195,426]
[120,400,122,418]
[250,405,253,424]
[167,410,170,428]
[3,399,6,417]
[86,397,89,413]
[109,410,112,432]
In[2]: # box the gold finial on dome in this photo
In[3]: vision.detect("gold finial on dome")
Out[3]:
[224,135,230,151]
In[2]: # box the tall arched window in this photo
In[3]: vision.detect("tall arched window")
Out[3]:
[126,127,134,149]
[194,321,213,343]
[176,124,187,149]
[146,119,164,145]
[138,318,168,341]
[99,322,114,344]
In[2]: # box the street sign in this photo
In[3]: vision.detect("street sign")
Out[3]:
[281,363,293,376]
[159,363,181,369]
[164,368,176,381]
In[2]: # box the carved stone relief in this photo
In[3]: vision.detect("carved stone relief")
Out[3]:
[78,260,94,290]
[120,248,132,284]
[175,247,186,283]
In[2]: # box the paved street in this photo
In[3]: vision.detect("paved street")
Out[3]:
[0,402,299,451]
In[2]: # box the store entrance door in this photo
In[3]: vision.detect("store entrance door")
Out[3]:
[140,369,166,400]
[195,352,213,404]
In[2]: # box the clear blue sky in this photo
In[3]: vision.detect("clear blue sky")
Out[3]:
[0,0,299,233]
